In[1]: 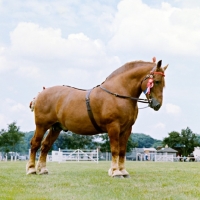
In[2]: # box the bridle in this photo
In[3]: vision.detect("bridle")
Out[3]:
[141,71,165,95]
[99,70,165,108]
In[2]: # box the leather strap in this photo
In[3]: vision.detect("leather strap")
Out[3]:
[100,85,149,104]
[86,89,103,133]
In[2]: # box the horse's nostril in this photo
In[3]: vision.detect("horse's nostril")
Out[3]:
[155,104,161,110]
[150,98,161,110]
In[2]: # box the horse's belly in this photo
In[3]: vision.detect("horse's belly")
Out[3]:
[62,118,99,135]
[58,100,99,135]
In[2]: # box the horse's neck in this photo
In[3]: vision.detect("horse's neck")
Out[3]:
[103,62,154,98]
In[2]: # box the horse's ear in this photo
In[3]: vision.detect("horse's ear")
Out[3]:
[157,60,162,69]
[163,64,168,71]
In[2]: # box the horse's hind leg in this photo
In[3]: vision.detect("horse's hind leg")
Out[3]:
[36,123,62,175]
[118,127,132,178]
[26,125,47,175]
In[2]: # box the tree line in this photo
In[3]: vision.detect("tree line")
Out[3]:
[0,122,199,156]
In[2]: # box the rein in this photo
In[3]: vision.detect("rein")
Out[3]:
[99,85,150,104]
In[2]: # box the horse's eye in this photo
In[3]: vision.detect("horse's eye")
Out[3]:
[155,81,160,85]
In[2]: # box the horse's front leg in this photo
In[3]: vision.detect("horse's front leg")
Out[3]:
[26,125,47,175]
[118,128,132,178]
[36,125,61,175]
[107,126,123,178]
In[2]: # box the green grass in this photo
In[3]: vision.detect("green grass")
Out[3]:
[1,161,200,200]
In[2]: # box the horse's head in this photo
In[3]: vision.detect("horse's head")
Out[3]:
[141,60,168,111]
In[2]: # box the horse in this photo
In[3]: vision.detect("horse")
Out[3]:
[26,57,168,178]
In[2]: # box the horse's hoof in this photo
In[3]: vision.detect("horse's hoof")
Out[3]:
[38,168,49,175]
[113,175,124,178]
[26,168,37,175]
[108,168,125,178]
[123,174,131,178]
[120,169,130,178]
[108,168,112,176]
[39,171,48,175]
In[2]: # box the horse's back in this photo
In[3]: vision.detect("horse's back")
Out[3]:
[35,85,85,112]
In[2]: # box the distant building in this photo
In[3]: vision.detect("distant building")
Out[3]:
[126,147,157,161]
[156,147,178,157]
[126,146,179,162]
[193,147,200,161]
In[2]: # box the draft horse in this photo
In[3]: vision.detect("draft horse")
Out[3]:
[27,58,168,178]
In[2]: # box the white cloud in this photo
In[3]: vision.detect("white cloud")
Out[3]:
[10,103,26,112]
[68,33,89,41]
[0,98,34,131]
[0,55,7,72]
[0,46,5,53]
[165,103,181,114]
[17,65,41,78]
[5,98,15,104]
[10,22,65,59]
[10,22,103,60]
[108,0,200,57]
[0,114,9,129]
[9,22,120,72]
[0,46,14,73]
[3,98,26,113]
[6,21,122,89]
[57,68,91,87]
[154,122,166,129]
[179,0,200,8]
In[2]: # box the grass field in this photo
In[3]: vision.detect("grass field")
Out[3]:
[1,161,200,200]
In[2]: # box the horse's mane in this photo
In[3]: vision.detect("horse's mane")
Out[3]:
[106,60,153,80]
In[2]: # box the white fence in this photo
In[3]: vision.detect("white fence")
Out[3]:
[136,153,156,161]
[0,152,20,161]
[52,149,98,163]
[154,155,196,162]
[155,154,174,162]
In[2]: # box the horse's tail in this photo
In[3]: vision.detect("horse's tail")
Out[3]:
[29,87,46,112]
[29,97,37,112]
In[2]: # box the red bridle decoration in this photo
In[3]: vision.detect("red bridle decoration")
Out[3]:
[152,71,165,77]
[143,71,165,95]
[144,78,154,95]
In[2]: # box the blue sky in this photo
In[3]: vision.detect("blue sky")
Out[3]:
[0,0,200,139]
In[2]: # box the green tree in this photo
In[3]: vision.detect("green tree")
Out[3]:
[152,140,163,148]
[127,136,138,152]
[196,134,200,144]
[54,132,69,149]
[99,133,137,152]
[0,122,25,153]
[163,127,199,156]
[54,131,99,150]
[98,133,110,152]
[131,133,160,148]
[24,131,34,149]
[180,127,199,156]
[162,131,181,148]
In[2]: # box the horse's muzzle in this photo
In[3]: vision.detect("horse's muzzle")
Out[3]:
[150,98,161,111]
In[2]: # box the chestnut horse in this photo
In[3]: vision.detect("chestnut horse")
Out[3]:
[27,58,168,178]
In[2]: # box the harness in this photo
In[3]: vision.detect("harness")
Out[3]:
[85,70,165,133]
[86,89,104,133]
